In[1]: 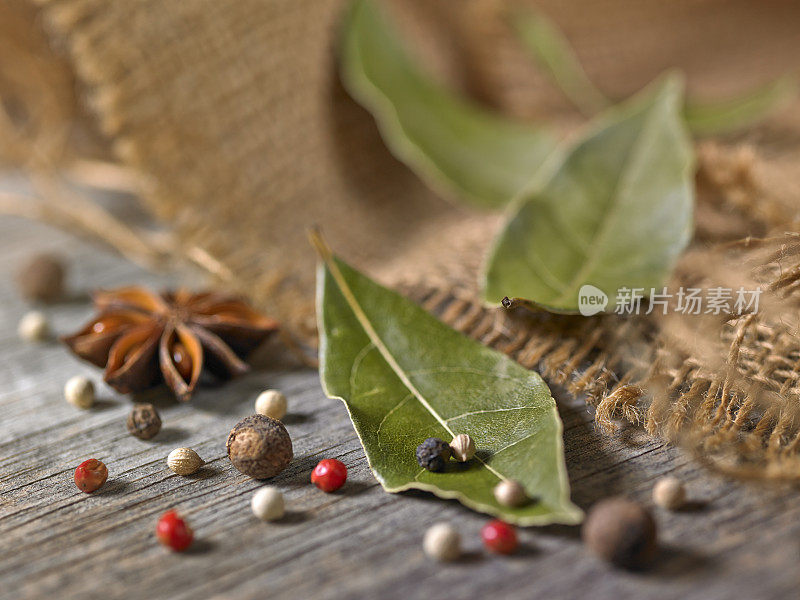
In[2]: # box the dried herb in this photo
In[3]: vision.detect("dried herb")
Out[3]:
[62,287,277,401]
[339,0,555,209]
[483,76,694,312]
[312,233,581,525]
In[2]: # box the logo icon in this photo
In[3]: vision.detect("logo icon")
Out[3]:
[578,284,608,316]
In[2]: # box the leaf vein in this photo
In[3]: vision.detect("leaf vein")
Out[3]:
[446,406,541,423]
[376,393,414,451]
[490,431,539,458]
[349,342,376,398]
[407,367,524,380]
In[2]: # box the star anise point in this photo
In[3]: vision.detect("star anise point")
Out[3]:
[62,286,277,401]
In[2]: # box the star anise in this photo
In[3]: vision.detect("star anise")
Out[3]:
[62,286,278,401]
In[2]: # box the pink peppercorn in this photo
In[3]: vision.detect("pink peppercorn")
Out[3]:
[74,458,108,493]
[481,519,518,555]
[156,510,194,552]
[310,459,347,492]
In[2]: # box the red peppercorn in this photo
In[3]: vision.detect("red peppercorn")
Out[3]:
[481,519,518,555]
[74,458,108,493]
[156,510,194,552]
[310,458,347,492]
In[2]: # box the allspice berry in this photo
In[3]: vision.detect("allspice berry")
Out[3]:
[493,479,528,507]
[449,433,475,462]
[167,447,204,475]
[16,253,65,302]
[226,414,293,479]
[582,497,657,569]
[652,476,686,510]
[126,403,162,440]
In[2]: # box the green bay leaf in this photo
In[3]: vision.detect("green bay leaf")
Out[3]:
[339,0,556,209]
[314,236,581,525]
[483,75,694,312]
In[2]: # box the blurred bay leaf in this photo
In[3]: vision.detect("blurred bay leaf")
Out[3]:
[340,0,556,209]
[313,233,582,525]
[683,75,798,136]
[511,8,609,116]
[511,8,796,136]
[483,75,694,312]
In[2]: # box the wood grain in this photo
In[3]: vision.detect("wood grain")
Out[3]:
[0,212,798,600]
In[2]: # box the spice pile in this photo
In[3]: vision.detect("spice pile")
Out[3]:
[16,251,696,566]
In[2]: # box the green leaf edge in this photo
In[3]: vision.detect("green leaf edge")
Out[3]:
[313,240,582,526]
[684,74,798,136]
[480,72,694,312]
[338,0,557,210]
[510,8,797,137]
[510,8,610,116]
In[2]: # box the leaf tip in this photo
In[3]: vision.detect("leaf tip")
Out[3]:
[307,226,334,265]
[656,70,686,104]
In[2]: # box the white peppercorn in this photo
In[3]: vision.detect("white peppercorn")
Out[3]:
[493,479,528,507]
[64,375,95,409]
[167,447,204,475]
[652,476,685,510]
[449,433,475,462]
[255,389,287,420]
[251,487,285,521]
[18,311,50,342]
[423,523,461,562]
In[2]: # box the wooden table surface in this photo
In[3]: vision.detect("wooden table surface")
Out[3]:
[1,210,798,600]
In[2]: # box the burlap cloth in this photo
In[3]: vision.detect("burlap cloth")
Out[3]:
[2,0,800,478]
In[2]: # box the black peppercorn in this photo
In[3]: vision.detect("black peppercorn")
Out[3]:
[416,437,451,472]
[126,403,162,439]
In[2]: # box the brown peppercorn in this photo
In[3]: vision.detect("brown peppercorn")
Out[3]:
[126,403,162,439]
[226,414,293,479]
[16,253,66,302]
[582,497,657,569]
